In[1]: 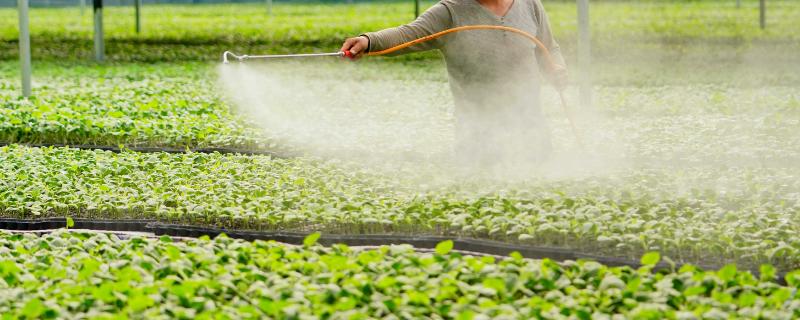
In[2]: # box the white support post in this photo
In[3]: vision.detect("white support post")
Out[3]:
[266,0,272,15]
[135,0,142,33]
[81,0,86,15]
[759,0,766,29]
[577,0,591,108]
[736,0,740,8]
[18,0,32,97]
[93,0,104,61]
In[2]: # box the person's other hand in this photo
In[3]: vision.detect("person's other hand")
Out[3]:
[551,65,568,91]
[340,36,369,59]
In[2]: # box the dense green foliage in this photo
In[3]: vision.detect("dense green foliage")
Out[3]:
[1,60,797,149]
[0,144,797,271]
[0,63,263,148]
[0,230,797,319]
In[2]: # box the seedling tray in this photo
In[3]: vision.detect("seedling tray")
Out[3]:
[149,224,679,271]
[0,219,787,283]
[0,218,154,232]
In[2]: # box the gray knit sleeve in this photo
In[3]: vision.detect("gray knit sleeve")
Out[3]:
[362,3,453,55]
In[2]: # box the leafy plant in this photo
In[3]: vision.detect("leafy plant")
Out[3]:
[0,230,797,319]
[0,144,798,272]
[434,240,453,255]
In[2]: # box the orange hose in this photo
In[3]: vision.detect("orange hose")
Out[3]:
[367,25,559,72]
[365,25,583,147]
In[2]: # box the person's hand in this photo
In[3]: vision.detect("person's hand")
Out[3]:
[340,36,369,60]
[551,65,568,91]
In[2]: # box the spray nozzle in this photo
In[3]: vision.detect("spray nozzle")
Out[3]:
[222,51,246,64]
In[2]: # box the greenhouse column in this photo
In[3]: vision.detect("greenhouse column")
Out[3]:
[577,0,591,108]
[135,0,142,33]
[759,0,766,29]
[414,0,419,18]
[18,0,32,97]
[94,0,104,61]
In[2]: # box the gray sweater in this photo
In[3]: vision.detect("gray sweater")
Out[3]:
[364,0,564,161]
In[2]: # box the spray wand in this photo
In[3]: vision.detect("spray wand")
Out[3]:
[222,50,354,63]
[222,25,583,147]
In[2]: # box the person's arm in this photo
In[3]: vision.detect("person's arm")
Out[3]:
[533,0,568,90]
[341,4,453,58]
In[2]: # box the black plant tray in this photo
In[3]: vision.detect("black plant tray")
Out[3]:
[73,219,154,232]
[0,218,154,232]
[0,218,65,230]
[149,224,671,270]
[148,223,788,284]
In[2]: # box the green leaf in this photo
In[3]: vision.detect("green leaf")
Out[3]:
[482,278,506,294]
[376,276,397,289]
[0,260,21,286]
[408,291,430,306]
[759,264,776,281]
[737,292,757,308]
[768,288,791,306]
[128,294,154,312]
[22,298,44,319]
[320,255,348,271]
[303,232,321,247]
[66,217,74,229]
[785,270,800,287]
[92,283,115,302]
[457,310,475,320]
[678,264,696,274]
[79,258,101,280]
[357,251,382,265]
[165,245,181,260]
[108,111,125,118]
[383,299,398,312]
[258,299,274,314]
[683,286,706,296]
[717,264,737,282]
[435,240,454,255]
[640,252,660,266]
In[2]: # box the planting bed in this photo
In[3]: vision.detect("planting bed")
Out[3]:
[0,143,798,272]
[0,230,797,319]
[0,63,265,149]
[0,218,680,272]
[0,143,285,157]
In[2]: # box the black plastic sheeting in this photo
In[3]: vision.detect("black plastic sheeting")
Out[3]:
[0,217,788,284]
[0,143,290,158]
[0,217,153,232]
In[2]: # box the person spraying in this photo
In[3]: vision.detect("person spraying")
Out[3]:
[341,0,568,167]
